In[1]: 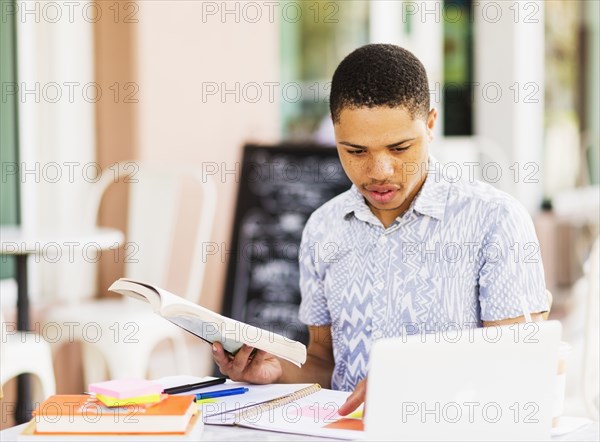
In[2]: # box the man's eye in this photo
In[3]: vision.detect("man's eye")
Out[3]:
[392,146,410,152]
[347,149,365,155]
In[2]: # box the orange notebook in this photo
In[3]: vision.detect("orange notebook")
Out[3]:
[19,413,204,441]
[33,395,196,434]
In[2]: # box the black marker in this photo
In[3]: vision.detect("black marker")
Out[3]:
[163,377,227,395]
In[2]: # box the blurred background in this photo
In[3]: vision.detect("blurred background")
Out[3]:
[1,0,598,428]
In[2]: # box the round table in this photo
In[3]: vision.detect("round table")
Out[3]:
[0,225,124,423]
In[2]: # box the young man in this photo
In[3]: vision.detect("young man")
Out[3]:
[212,44,548,414]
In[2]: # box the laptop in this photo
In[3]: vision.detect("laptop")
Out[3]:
[364,320,562,441]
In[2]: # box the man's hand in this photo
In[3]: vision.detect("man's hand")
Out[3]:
[338,377,367,416]
[212,342,282,384]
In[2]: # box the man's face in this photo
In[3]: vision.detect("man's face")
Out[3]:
[333,106,437,227]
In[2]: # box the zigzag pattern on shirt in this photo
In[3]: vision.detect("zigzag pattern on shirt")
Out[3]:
[298,169,549,392]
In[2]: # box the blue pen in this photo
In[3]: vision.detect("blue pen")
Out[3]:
[195,387,249,401]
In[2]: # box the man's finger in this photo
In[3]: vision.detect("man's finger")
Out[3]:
[251,349,268,365]
[212,342,232,371]
[338,380,366,416]
[338,391,362,416]
[232,344,255,372]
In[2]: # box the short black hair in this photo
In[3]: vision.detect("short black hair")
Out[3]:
[329,44,430,123]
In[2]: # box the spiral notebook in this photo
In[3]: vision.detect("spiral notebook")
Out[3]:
[199,382,364,440]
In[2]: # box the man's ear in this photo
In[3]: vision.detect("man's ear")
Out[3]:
[426,108,438,141]
[427,108,438,130]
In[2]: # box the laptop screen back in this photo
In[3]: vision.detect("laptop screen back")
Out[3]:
[364,321,562,441]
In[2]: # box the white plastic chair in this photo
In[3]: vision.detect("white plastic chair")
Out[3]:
[43,162,217,384]
[0,307,57,402]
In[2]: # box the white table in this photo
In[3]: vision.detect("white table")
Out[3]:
[0,417,597,441]
[0,226,124,424]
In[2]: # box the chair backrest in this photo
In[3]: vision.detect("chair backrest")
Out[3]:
[89,162,217,303]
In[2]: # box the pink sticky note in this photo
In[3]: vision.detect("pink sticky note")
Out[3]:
[88,379,164,399]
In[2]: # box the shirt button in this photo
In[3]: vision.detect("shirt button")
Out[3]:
[375,281,384,290]
[372,330,383,339]
[378,235,388,245]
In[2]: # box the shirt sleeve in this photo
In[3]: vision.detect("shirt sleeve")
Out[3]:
[478,200,549,322]
[298,215,332,326]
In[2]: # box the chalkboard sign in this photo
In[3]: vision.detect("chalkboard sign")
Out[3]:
[222,143,352,345]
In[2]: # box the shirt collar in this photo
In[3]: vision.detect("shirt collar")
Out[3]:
[342,185,379,224]
[342,155,451,222]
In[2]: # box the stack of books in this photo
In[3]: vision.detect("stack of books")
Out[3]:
[19,379,202,441]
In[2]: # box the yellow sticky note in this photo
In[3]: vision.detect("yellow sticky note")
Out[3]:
[347,409,364,419]
[95,393,163,407]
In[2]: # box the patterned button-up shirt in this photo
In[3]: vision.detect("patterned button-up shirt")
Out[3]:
[298,157,548,391]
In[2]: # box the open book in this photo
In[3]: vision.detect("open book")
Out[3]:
[200,382,364,439]
[108,278,307,367]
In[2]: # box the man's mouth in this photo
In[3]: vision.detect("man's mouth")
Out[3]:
[364,185,400,204]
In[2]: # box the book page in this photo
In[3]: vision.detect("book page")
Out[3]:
[109,279,163,311]
[201,383,364,440]
[238,388,364,440]
[157,291,306,366]
[201,382,314,422]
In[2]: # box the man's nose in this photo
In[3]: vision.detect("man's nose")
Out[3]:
[367,154,395,181]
